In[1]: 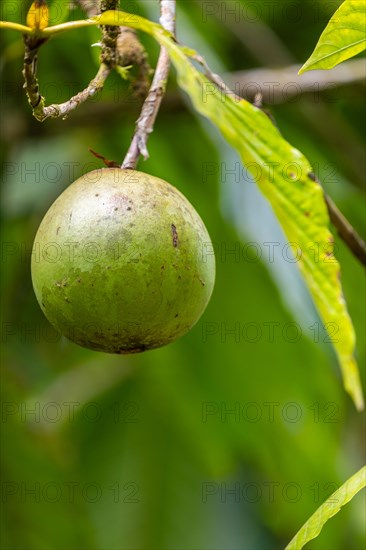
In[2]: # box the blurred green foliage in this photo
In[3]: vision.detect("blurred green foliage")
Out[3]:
[1,1,365,549]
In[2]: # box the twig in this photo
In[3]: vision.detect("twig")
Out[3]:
[22,0,112,121]
[324,195,366,266]
[51,2,118,120]
[306,172,366,266]
[41,63,111,120]
[191,52,242,102]
[22,30,110,121]
[22,35,48,118]
[121,0,176,169]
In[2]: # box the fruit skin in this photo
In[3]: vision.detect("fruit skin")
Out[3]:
[31,168,215,353]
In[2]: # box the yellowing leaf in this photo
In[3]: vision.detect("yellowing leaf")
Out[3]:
[286,465,366,549]
[299,0,366,73]
[26,0,49,31]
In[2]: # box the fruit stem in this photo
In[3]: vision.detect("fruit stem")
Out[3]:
[121,0,176,169]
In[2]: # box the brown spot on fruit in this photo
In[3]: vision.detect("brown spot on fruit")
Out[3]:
[171,224,178,248]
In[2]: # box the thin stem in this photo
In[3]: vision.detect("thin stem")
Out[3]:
[22,1,112,121]
[324,195,366,266]
[41,63,111,120]
[22,35,48,118]
[191,52,241,102]
[121,0,176,169]
[307,172,366,266]
[23,28,110,121]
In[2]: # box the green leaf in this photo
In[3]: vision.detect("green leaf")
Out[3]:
[299,0,366,73]
[285,465,366,549]
[15,9,366,410]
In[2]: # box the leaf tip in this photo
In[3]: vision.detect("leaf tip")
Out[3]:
[344,358,365,411]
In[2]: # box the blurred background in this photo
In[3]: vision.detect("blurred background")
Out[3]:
[1,1,365,548]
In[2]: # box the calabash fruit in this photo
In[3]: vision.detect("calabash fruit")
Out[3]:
[31,168,215,353]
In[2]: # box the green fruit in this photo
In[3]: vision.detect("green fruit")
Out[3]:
[31,168,215,353]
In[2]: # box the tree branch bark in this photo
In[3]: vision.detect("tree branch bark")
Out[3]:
[324,195,366,266]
